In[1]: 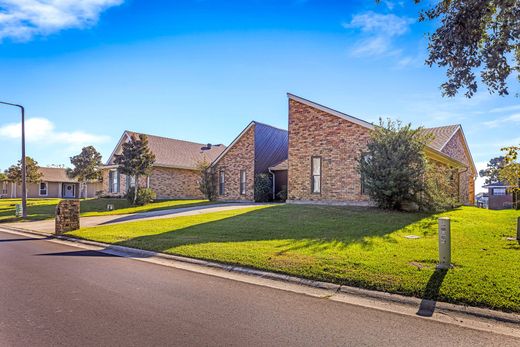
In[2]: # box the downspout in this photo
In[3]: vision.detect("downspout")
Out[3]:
[268,168,275,200]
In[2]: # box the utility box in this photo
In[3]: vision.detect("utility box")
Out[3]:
[437,217,451,269]
[15,204,23,217]
[106,204,114,211]
[55,200,80,235]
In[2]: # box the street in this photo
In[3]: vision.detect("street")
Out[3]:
[1,229,518,347]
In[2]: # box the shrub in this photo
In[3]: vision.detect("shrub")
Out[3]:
[254,173,272,202]
[197,160,217,201]
[126,188,156,206]
[421,161,461,212]
[358,119,429,210]
[276,185,287,201]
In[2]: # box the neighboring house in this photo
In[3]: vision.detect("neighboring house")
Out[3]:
[103,131,226,199]
[285,94,477,206]
[475,192,489,208]
[0,167,102,199]
[210,121,288,201]
[483,182,514,210]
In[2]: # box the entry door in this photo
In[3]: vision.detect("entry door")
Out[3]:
[63,184,75,198]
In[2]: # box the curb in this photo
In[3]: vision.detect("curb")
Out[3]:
[2,225,520,326]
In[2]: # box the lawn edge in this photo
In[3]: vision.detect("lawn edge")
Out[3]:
[2,224,520,325]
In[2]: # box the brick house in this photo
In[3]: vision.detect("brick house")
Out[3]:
[285,94,477,206]
[483,182,514,210]
[211,121,288,201]
[0,167,102,199]
[103,131,225,199]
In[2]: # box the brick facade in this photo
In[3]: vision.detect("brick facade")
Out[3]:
[213,125,255,201]
[441,131,475,205]
[287,99,371,204]
[101,167,204,199]
[149,167,204,199]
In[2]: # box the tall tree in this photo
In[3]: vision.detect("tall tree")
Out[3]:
[479,156,506,185]
[4,157,42,183]
[499,144,520,209]
[379,0,519,97]
[114,134,156,205]
[67,146,103,198]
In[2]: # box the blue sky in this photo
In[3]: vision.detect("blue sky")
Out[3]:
[0,0,518,192]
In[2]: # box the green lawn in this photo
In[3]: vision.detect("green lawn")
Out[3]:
[0,198,212,222]
[68,205,520,312]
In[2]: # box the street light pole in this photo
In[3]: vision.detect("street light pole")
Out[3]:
[0,101,27,218]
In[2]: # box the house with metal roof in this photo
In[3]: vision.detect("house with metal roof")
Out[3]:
[284,93,477,206]
[210,121,288,201]
[1,167,102,199]
[102,131,226,199]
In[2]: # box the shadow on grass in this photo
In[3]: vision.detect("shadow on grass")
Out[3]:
[68,204,435,258]
[416,268,448,317]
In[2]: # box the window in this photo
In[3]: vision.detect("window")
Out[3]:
[126,175,136,190]
[493,188,506,196]
[311,156,321,194]
[2,182,8,195]
[219,170,225,195]
[109,170,120,193]
[240,170,246,195]
[360,155,370,195]
[39,182,48,196]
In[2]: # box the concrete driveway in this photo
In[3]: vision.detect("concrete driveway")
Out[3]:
[3,202,265,233]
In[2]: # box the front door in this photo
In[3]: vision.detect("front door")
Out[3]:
[63,184,75,198]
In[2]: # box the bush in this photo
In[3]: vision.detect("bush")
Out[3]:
[276,185,287,201]
[126,188,156,206]
[421,161,461,212]
[254,173,272,202]
[358,119,428,211]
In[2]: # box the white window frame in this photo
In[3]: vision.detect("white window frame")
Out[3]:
[311,156,322,194]
[240,170,246,195]
[39,182,48,197]
[219,170,225,195]
[109,170,120,193]
[493,188,506,196]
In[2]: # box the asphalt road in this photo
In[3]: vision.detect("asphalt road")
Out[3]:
[1,230,518,347]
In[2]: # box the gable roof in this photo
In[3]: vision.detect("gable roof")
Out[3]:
[420,125,460,152]
[210,121,289,169]
[107,131,226,170]
[288,93,477,174]
[39,167,77,183]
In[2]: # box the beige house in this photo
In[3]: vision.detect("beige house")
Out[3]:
[102,131,226,199]
[0,167,102,199]
[283,94,477,206]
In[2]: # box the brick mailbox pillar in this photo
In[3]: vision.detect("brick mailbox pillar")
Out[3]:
[55,200,80,235]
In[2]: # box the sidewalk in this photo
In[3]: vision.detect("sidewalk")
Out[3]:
[3,202,263,233]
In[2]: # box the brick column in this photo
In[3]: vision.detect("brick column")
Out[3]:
[55,200,80,235]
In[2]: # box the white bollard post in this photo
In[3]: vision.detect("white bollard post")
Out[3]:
[437,217,451,269]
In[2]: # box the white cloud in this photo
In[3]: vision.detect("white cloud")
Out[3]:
[0,0,123,41]
[483,113,520,128]
[344,11,414,57]
[0,117,110,145]
[489,105,520,113]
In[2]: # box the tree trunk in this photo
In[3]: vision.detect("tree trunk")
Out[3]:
[133,175,139,205]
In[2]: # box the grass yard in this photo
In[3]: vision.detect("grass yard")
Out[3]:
[0,198,212,222]
[68,204,520,312]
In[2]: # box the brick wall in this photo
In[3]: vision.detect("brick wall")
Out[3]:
[213,125,255,201]
[149,167,204,199]
[287,99,371,204]
[441,130,475,205]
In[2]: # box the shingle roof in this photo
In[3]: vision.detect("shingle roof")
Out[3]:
[419,125,460,151]
[39,167,77,183]
[269,159,288,171]
[123,131,226,170]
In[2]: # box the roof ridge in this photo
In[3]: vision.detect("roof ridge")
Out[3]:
[125,130,225,148]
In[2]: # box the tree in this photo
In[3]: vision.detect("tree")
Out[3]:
[358,119,429,210]
[197,160,216,201]
[4,157,42,183]
[499,144,520,209]
[67,146,103,198]
[0,172,7,182]
[114,134,156,205]
[378,0,519,97]
[479,156,506,185]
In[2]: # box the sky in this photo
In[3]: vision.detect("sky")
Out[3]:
[0,0,518,193]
